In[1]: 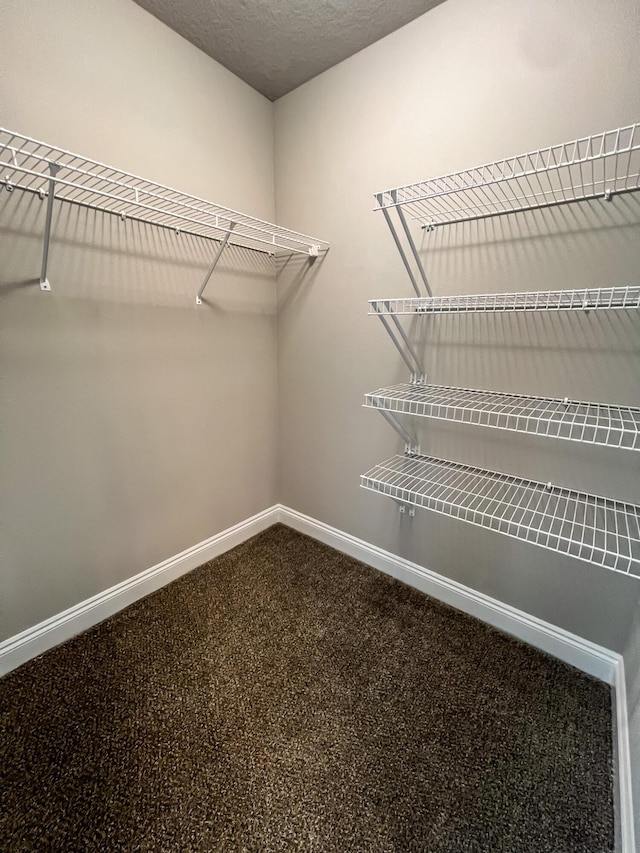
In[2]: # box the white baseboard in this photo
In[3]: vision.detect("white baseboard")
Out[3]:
[3,503,618,684]
[277,505,620,684]
[613,658,636,853]
[1,503,632,848]
[0,505,280,677]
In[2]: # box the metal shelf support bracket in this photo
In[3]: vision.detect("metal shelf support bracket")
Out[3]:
[391,190,432,298]
[376,193,422,298]
[40,161,60,292]
[376,408,420,456]
[397,503,416,517]
[372,301,426,381]
[196,222,236,305]
[375,192,432,298]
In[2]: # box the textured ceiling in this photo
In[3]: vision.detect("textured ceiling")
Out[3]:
[133,0,445,101]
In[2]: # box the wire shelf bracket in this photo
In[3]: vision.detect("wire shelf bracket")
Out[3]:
[362,454,640,576]
[195,224,235,305]
[376,407,421,457]
[370,299,426,382]
[0,127,329,301]
[375,191,432,299]
[365,383,640,450]
[38,161,60,291]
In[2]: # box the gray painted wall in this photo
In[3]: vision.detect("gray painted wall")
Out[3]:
[1,0,640,664]
[274,0,640,651]
[0,0,278,640]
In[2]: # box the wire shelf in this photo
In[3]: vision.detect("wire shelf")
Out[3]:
[361,454,640,576]
[365,384,640,450]
[0,127,329,256]
[369,286,640,315]
[375,123,640,227]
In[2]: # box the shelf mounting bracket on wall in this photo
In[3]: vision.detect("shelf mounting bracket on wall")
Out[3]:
[397,503,416,517]
[375,191,432,298]
[39,161,60,292]
[371,300,426,383]
[195,223,236,305]
[376,407,420,456]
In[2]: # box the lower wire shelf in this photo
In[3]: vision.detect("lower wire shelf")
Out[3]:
[361,454,640,576]
[364,383,640,450]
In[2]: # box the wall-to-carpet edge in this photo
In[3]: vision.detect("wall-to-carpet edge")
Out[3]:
[0,504,633,849]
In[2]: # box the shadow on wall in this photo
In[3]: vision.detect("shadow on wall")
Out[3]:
[275,250,329,313]
[0,189,277,310]
[410,307,640,403]
[396,194,640,403]
[416,193,640,294]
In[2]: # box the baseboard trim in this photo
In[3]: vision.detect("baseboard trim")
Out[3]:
[0,505,280,677]
[613,657,636,853]
[3,504,618,684]
[1,503,633,845]
[277,505,619,684]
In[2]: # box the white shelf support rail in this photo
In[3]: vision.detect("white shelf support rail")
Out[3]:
[0,127,329,299]
[371,300,425,382]
[375,407,420,457]
[375,191,432,298]
[39,160,60,292]
[195,224,235,305]
[361,454,640,577]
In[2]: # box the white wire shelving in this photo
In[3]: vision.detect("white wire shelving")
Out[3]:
[0,127,329,301]
[373,123,640,299]
[365,384,640,451]
[376,123,640,228]
[361,454,640,577]
[369,286,640,315]
[367,285,640,388]
[366,123,640,576]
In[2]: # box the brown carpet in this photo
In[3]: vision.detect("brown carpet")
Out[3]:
[0,524,613,852]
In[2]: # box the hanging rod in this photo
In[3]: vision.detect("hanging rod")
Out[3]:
[0,127,329,299]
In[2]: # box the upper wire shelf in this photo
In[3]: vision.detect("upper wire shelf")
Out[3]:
[375,123,640,227]
[361,454,640,576]
[0,127,329,257]
[365,383,640,450]
[369,286,640,315]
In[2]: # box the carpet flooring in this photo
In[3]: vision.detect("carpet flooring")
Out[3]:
[1,524,614,852]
